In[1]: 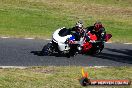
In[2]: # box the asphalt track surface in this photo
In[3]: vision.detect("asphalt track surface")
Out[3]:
[0,38,132,66]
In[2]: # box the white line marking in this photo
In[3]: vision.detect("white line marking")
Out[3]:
[24,38,35,40]
[0,66,109,69]
[1,37,10,39]
[46,39,51,40]
[124,43,132,45]
[0,66,27,69]
[89,66,109,68]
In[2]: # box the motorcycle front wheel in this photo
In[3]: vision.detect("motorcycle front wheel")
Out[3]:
[42,43,53,56]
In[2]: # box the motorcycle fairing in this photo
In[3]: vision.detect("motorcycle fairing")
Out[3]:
[52,28,72,51]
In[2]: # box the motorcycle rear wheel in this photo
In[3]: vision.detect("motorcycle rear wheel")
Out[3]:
[89,44,104,55]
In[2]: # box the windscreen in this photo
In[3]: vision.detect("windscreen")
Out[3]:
[58,28,71,37]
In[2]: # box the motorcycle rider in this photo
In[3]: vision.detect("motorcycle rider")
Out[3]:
[69,21,85,41]
[68,21,86,53]
[86,21,106,42]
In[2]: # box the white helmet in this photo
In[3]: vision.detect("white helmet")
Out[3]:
[75,21,83,28]
[75,21,84,33]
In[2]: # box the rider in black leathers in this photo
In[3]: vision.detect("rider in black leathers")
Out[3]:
[69,21,85,41]
[67,21,86,54]
[86,21,106,42]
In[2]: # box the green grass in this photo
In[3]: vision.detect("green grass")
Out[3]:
[0,0,132,42]
[0,66,131,88]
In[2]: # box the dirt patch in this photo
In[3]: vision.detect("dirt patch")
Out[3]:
[73,4,132,16]
[32,68,57,74]
[25,0,132,17]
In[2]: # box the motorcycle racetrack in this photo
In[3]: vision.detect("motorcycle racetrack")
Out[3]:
[0,38,132,66]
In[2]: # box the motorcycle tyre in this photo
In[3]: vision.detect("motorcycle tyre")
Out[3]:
[42,43,53,56]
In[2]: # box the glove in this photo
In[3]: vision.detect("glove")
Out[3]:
[69,40,75,44]
[89,40,96,43]
[85,36,90,42]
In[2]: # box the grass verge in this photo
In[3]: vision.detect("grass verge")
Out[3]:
[0,66,131,88]
[0,0,132,42]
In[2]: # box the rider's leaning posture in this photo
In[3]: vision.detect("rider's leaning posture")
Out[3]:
[68,21,86,52]
[69,21,86,41]
[86,21,106,42]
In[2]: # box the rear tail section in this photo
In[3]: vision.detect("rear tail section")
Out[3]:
[105,34,112,42]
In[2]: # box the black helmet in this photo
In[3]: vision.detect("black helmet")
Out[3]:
[94,21,103,31]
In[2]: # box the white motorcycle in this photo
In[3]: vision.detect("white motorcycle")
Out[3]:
[42,27,80,57]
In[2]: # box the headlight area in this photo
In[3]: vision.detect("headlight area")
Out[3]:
[52,37,58,43]
[64,38,69,44]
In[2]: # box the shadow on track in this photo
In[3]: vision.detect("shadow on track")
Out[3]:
[93,48,132,64]
[30,51,70,58]
[30,51,43,56]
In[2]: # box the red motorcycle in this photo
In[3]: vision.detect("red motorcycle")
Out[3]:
[81,32,112,55]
